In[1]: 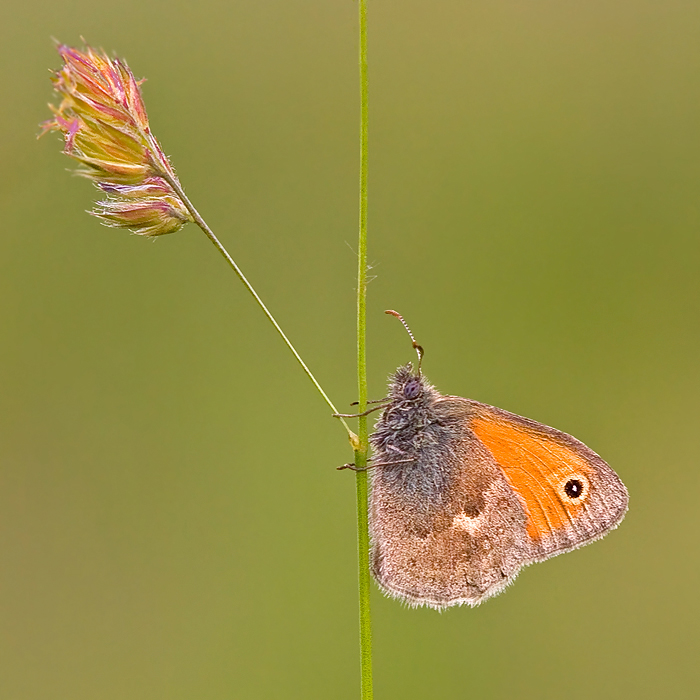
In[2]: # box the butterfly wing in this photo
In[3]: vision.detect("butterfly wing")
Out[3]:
[467,400,628,560]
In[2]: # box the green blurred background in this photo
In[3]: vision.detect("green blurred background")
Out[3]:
[1,1,699,698]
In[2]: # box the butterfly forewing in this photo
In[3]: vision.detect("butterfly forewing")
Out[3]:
[467,402,628,558]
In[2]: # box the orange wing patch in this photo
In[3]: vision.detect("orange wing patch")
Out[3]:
[471,413,593,541]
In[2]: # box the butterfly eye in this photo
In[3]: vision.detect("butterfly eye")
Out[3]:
[403,378,421,400]
[564,479,584,499]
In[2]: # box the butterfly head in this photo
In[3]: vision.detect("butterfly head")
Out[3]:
[387,364,436,408]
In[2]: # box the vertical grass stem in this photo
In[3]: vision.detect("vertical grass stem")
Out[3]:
[355,0,373,697]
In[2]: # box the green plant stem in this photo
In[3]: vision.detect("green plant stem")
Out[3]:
[160,169,355,440]
[355,0,373,698]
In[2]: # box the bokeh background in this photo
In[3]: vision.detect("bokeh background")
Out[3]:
[1,1,699,698]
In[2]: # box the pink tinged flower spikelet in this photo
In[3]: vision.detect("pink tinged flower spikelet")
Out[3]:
[40,44,193,236]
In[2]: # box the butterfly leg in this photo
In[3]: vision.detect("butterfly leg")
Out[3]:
[337,463,372,472]
[337,458,415,472]
[333,403,388,418]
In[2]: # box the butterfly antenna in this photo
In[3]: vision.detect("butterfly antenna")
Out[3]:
[385,310,424,373]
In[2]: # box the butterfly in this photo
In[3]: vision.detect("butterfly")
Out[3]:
[363,312,628,609]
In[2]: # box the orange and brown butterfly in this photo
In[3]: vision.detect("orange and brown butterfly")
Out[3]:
[366,311,628,609]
